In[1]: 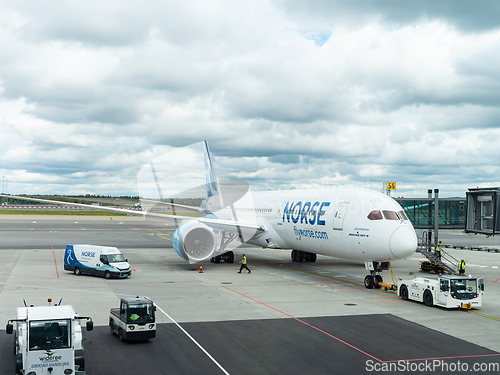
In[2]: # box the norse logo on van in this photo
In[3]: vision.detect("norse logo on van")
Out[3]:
[81,252,95,257]
[283,201,330,226]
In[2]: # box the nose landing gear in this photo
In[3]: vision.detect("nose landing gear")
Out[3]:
[364,261,390,289]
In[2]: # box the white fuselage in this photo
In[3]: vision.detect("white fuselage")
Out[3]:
[208,186,417,262]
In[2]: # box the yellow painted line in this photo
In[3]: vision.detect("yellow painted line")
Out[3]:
[276,264,365,287]
[32,221,36,223]
[258,257,500,319]
[81,229,86,230]
[249,258,399,294]
[466,310,500,321]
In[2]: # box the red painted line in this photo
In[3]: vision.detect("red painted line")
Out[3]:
[385,352,500,363]
[492,278,500,285]
[221,285,383,362]
[51,244,60,279]
[221,285,500,363]
[366,296,395,299]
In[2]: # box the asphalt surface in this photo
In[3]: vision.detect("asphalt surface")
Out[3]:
[2,316,498,375]
[0,215,173,249]
[1,216,500,375]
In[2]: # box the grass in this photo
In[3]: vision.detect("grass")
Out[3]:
[0,209,128,216]
[0,209,202,217]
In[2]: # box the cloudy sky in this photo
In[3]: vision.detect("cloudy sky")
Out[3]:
[1,0,500,198]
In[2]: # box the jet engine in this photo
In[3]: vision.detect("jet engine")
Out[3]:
[173,220,217,262]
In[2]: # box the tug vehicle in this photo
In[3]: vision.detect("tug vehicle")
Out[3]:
[109,296,156,341]
[398,274,484,309]
[6,299,93,375]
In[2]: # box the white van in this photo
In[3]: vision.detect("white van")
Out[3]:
[64,244,131,279]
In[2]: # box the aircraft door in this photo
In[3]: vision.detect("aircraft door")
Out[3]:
[333,202,350,230]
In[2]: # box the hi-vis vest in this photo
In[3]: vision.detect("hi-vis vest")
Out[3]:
[459,262,466,271]
[242,256,247,265]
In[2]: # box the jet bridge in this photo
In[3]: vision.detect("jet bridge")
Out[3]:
[465,188,500,236]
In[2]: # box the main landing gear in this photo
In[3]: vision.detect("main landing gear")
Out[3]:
[210,251,235,263]
[364,261,390,289]
[291,250,317,262]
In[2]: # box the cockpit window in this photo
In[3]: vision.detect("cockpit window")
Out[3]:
[367,210,383,220]
[398,210,408,221]
[383,210,399,220]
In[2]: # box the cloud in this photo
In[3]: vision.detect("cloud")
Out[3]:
[1,0,500,198]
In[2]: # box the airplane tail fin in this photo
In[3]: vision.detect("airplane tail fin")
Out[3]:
[203,141,221,201]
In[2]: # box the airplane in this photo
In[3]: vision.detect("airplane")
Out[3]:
[0,141,418,289]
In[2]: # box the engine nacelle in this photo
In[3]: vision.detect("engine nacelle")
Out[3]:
[173,220,217,263]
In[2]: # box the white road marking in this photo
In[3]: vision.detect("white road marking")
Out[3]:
[153,302,230,375]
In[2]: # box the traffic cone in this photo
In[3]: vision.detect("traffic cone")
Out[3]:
[199,265,203,273]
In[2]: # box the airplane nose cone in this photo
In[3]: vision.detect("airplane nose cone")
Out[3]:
[390,226,418,259]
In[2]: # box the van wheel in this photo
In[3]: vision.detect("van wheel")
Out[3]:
[118,329,124,342]
[74,268,81,276]
[104,271,111,279]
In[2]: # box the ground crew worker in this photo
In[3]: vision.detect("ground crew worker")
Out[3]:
[238,254,251,274]
[435,241,442,260]
[130,313,140,321]
[459,259,466,276]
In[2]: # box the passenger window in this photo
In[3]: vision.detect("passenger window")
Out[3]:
[383,211,399,220]
[367,210,383,220]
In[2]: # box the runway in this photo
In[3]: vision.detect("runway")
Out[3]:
[0,215,172,249]
[1,216,500,374]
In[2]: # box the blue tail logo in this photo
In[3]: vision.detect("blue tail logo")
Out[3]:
[204,141,219,199]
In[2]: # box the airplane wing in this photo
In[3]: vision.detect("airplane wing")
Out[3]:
[0,194,263,235]
[139,198,203,213]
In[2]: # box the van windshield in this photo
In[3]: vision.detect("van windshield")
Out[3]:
[104,254,126,263]
[29,319,71,351]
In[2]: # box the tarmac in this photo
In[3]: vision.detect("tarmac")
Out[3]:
[0,216,500,374]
